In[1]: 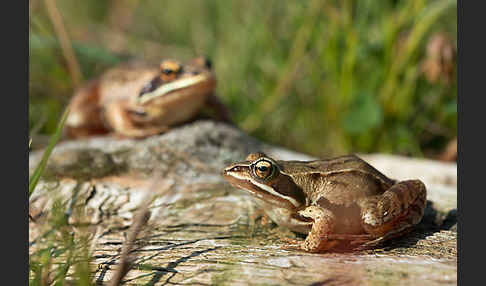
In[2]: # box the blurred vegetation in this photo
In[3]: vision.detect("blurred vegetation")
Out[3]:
[29,0,457,158]
[29,183,94,286]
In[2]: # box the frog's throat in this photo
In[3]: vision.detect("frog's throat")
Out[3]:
[137,74,209,105]
[250,179,301,208]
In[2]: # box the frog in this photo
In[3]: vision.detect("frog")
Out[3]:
[222,152,427,253]
[64,56,232,138]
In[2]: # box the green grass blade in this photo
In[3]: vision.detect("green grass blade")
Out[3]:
[29,108,69,198]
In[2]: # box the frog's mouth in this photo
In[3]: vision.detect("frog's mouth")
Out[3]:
[223,167,300,210]
[137,74,211,105]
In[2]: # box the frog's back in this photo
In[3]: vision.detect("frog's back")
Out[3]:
[282,155,395,206]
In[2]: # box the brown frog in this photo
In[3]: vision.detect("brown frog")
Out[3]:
[222,152,427,252]
[65,57,231,138]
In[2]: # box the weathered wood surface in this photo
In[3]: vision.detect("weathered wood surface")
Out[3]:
[29,121,457,285]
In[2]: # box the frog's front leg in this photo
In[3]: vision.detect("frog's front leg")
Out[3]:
[284,206,338,253]
[358,180,427,241]
[103,102,169,138]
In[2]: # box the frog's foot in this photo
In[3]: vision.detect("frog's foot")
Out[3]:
[280,238,339,252]
[295,206,338,253]
[248,208,269,228]
[113,125,170,139]
[280,237,302,245]
[355,226,414,250]
[358,180,427,240]
[326,233,375,246]
[280,237,303,251]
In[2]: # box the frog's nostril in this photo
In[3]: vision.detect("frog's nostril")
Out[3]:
[225,166,240,173]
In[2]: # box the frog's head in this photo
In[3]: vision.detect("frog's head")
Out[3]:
[136,56,216,108]
[222,152,305,210]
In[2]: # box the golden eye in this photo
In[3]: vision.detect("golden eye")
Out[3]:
[254,160,273,179]
[162,68,174,75]
[160,60,182,81]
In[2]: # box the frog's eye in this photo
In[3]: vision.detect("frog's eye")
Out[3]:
[160,60,182,80]
[139,77,161,97]
[162,68,174,75]
[253,160,274,180]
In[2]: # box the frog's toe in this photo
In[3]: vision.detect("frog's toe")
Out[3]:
[280,244,301,251]
[301,240,339,253]
[280,236,302,245]
[279,237,303,251]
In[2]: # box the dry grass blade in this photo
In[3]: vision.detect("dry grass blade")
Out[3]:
[43,0,83,87]
[108,178,174,286]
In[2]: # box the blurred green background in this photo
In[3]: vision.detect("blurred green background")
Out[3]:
[29,0,457,158]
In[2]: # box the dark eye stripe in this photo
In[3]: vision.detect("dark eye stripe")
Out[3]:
[139,77,163,97]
